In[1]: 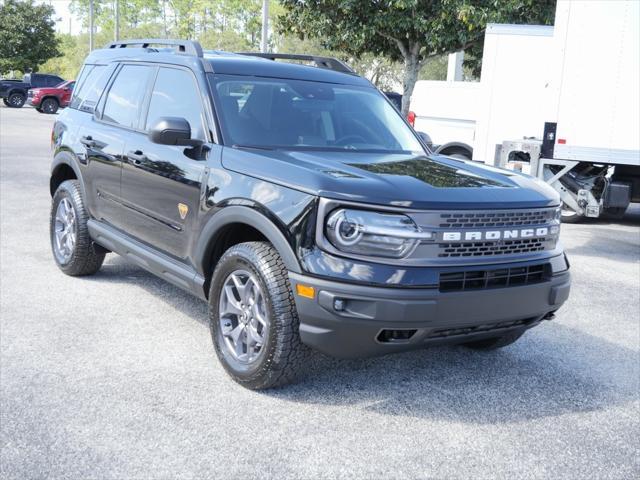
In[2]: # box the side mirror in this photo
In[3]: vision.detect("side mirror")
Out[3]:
[148,117,203,147]
[416,131,432,147]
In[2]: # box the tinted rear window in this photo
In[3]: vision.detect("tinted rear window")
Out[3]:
[102,65,152,129]
[69,65,112,112]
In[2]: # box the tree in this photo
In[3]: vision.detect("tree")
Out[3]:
[278,0,556,115]
[0,0,61,74]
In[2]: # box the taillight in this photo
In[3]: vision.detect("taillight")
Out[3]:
[407,111,416,128]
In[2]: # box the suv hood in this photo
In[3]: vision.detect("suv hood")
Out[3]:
[222,148,560,210]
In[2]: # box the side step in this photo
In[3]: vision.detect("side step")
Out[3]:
[88,220,207,300]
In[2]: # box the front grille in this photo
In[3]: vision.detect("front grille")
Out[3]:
[439,263,551,292]
[407,207,559,264]
[438,210,554,228]
[426,317,537,339]
[439,237,546,258]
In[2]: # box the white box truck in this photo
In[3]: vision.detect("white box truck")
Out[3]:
[410,0,640,222]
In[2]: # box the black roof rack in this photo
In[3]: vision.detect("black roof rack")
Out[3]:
[238,52,355,74]
[105,39,203,57]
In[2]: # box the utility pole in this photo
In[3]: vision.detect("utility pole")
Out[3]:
[261,0,269,53]
[114,0,120,41]
[89,0,94,51]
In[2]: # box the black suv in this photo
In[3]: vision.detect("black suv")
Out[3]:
[50,39,571,389]
[1,73,65,108]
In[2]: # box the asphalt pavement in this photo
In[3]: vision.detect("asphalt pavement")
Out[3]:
[1,105,639,479]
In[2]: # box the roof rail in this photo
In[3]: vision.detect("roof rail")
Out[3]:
[238,52,355,74]
[104,39,203,57]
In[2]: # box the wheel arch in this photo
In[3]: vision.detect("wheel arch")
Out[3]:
[7,88,26,97]
[41,95,60,106]
[195,206,302,296]
[50,152,84,197]
[435,142,474,160]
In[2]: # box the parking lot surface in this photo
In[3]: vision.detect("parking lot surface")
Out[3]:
[1,105,639,479]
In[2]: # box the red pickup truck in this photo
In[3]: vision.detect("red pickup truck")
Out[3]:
[28,80,75,114]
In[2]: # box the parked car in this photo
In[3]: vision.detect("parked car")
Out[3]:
[0,73,65,108]
[28,80,75,114]
[49,39,571,389]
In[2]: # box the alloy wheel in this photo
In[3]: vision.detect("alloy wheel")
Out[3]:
[9,94,24,107]
[43,99,57,113]
[218,269,269,364]
[53,198,77,263]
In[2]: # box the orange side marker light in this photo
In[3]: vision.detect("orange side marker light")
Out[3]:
[296,284,315,299]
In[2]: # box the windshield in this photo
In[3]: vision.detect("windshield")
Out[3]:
[210,74,423,153]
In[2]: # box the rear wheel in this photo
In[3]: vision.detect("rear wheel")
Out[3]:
[41,97,59,114]
[2,98,9,106]
[50,180,105,276]
[7,92,25,108]
[209,242,310,389]
[463,331,524,350]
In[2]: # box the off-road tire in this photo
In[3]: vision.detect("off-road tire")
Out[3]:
[462,330,525,350]
[7,92,25,108]
[50,180,105,276]
[209,242,310,389]
[41,97,59,114]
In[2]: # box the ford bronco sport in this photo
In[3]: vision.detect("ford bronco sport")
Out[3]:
[49,39,571,389]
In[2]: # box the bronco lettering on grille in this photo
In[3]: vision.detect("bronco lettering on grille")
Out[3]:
[442,227,549,242]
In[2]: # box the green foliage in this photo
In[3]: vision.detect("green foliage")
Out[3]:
[274,34,404,91]
[0,0,61,74]
[278,0,556,113]
[69,0,262,47]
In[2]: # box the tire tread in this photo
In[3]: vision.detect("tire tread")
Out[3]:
[209,241,310,389]
[50,180,105,276]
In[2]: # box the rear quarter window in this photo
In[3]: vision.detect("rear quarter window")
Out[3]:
[69,65,113,112]
[102,65,152,129]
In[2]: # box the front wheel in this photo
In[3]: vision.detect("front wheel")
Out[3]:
[2,98,10,107]
[7,92,25,108]
[41,98,59,114]
[209,242,310,389]
[50,180,105,276]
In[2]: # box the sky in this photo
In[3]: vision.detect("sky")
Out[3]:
[38,0,83,35]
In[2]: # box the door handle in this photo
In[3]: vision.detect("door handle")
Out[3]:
[127,150,147,165]
[80,135,97,148]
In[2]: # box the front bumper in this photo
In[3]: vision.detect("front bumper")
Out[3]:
[28,97,41,106]
[289,267,570,358]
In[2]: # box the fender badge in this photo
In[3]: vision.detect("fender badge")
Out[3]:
[178,203,189,220]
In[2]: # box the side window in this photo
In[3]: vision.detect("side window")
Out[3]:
[70,65,111,112]
[145,67,206,140]
[102,65,151,128]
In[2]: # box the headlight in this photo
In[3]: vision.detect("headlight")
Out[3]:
[325,209,433,258]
